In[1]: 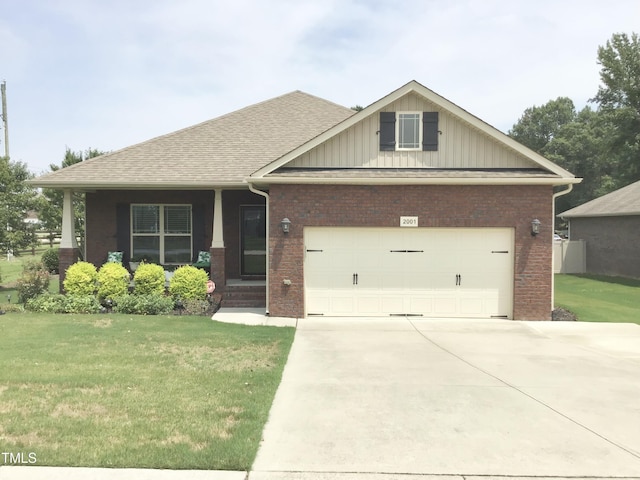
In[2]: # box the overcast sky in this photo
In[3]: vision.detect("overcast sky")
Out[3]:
[1,0,638,175]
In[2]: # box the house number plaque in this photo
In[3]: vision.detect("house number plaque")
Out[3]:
[400,216,418,227]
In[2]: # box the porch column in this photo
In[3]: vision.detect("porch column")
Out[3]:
[210,189,226,289]
[59,189,79,293]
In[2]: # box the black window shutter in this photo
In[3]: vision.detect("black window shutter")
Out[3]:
[422,112,439,151]
[379,112,396,151]
[191,204,206,262]
[116,203,131,263]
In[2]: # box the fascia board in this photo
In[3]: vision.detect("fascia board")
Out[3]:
[247,176,583,187]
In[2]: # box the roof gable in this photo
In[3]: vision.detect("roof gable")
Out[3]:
[31,91,355,189]
[250,80,577,181]
[561,180,640,218]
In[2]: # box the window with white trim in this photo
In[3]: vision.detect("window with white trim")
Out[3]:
[131,204,192,264]
[396,112,422,150]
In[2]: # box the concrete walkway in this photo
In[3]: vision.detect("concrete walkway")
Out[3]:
[251,317,640,479]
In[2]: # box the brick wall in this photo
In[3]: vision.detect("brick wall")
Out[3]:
[268,184,554,320]
[85,190,215,266]
[84,189,266,280]
[569,216,640,278]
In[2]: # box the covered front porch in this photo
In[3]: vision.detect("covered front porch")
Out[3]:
[57,187,267,307]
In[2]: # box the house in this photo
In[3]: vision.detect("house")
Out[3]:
[31,80,580,320]
[560,180,640,278]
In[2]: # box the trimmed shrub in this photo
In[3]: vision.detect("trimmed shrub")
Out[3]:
[16,261,50,303]
[26,294,101,314]
[113,294,174,315]
[64,261,98,296]
[133,263,165,296]
[97,262,130,300]
[26,294,67,313]
[64,295,102,314]
[41,248,60,274]
[169,266,208,300]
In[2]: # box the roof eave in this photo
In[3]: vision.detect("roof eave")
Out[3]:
[27,180,248,190]
[561,211,640,219]
[247,176,583,187]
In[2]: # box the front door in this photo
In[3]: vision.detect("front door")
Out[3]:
[241,206,266,276]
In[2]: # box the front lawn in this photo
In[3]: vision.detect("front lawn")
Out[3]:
[0,313,294,470]
[555,274,640,324]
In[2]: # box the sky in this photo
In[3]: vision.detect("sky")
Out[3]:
[1,0,638,175]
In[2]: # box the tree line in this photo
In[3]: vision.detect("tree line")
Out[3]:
[509,32,640,217]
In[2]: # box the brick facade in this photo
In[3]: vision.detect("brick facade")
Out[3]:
[268,184,554,320]
[569,216,640,278]
[84,189,265,280]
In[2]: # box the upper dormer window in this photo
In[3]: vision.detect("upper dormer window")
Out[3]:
[397,112,421,150]
[379,111,439,152]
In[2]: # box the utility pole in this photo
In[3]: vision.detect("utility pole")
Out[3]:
[1,80,8,158]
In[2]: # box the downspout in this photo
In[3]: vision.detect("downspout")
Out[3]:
[551,183,574,312]
[248,182,270,315]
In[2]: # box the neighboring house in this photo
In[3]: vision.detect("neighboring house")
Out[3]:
[560,180,640,278]
[31,80,580,320]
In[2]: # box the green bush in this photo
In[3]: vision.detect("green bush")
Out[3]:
[133,263,165,296]
[26,294,67,313]
[179,298,212,315]
[26,294,101,314]
[113,294,174,315]
[64,295,102,314]
[169,266,208,300]
[97,262,130,300]
[16,261,50,303]
[41,248,60,274]
[64,261,98,296]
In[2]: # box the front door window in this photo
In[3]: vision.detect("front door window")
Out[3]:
[241,206,266,276]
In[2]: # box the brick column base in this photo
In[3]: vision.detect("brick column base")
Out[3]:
[210,247,226,292]
[58,248,80,293]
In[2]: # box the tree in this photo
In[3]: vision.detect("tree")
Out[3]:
[509,97,577,153]
[508,99,613,213]
[0,156,39,254]
[37,147,106,252]
[592,32,640,185]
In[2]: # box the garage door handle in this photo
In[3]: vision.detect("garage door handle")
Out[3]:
[456,274,461,286]
[353,273,359,285]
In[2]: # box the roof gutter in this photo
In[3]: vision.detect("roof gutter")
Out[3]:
[247,181,270,316]
[248,176,583,187]
[551,183,575,312]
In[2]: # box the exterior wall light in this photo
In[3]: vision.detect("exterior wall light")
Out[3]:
[280,217,291,234]
[531,218,541,236]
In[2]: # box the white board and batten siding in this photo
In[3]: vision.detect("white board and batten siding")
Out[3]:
[288,93,537,170]
[304,227,515,318]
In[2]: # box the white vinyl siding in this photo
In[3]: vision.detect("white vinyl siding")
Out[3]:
[288,92,537,169]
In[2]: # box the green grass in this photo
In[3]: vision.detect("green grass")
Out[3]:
[0,313,295,469]
[555,274,640,324]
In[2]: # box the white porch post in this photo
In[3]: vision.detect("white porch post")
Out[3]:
[60,189,77,249]
[212,188,224,248]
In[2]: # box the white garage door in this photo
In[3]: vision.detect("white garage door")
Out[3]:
[304,227,514,318]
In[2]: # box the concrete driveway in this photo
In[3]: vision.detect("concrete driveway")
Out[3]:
[250,318,640,479]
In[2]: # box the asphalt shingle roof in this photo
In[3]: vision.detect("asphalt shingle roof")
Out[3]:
[560,179,640,218]
[32,91,355,188]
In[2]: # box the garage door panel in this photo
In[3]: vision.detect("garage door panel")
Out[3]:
[304,227,513,318]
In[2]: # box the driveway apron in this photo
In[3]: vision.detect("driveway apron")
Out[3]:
[251,318,640,478]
